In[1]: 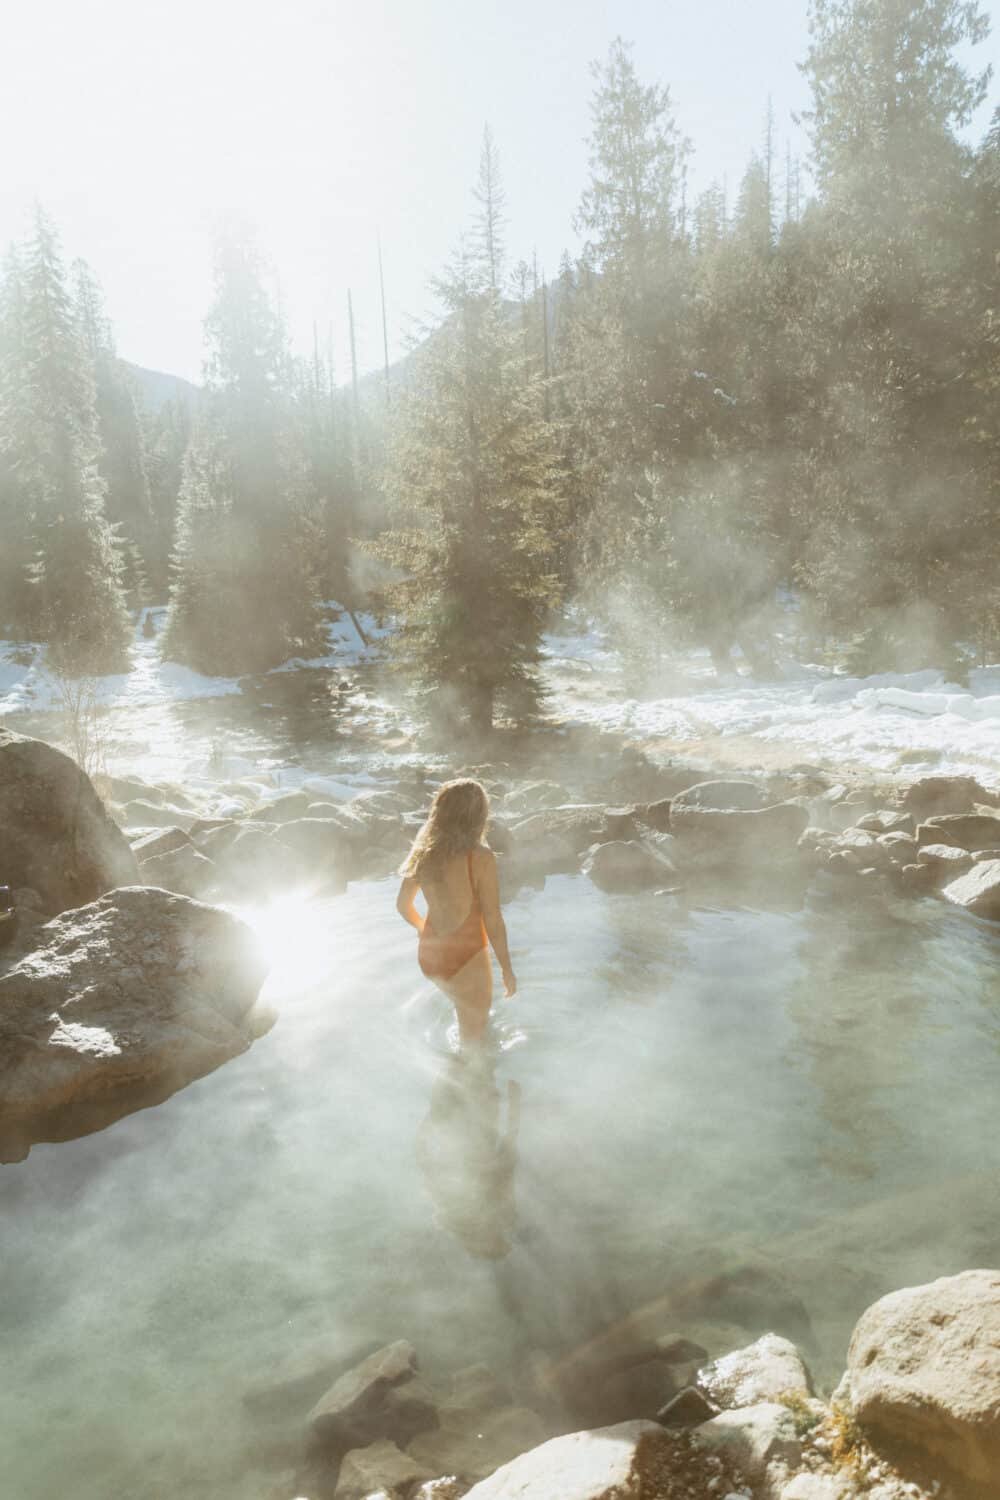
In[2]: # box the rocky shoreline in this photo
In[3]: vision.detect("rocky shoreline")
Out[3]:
[3,723,1000,1160]
[240,1269,1000,1500]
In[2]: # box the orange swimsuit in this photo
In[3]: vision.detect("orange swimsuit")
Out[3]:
[418,852,488,982]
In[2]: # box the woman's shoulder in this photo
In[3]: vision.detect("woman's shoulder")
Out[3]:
[471,843,496,869]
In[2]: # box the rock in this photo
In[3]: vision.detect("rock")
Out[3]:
[502,780,570,817]
[108,774,165,805]
[902,775,999,819]
[656,1387,719,1428]
[408,1406,548,1485]
[693,1402,801,1480]
[211,826,302,898]
[916,812,1000,852]
[914,843,972,882]
[121,798,196,831]
[972,847,1000,862]
[637,798,672,834]
[0,728,139,918]
[133,826,194,862]
[941,860,1000,920]
[243,1338,384,1420]
[668,782,809,867]
[699,1334,812,1410]
[0,887,267,1162]
[461,1420,667,1499]
[140,844,216,898]
[196,819,261,857]
[188,817,236,840]
[856,811,914,835]
[256,790,315,824]
[414,1481,466,1500]
[587,1358,679,1426]
[845,1268,1000,1487]
[581,839,674,893]
[897,861,937,896]
[876,832,917,862]
[602,806,640,839]
[445,1364,511,1415]
[308,1341,437,1454]
[511,807,611,873]
[779,1477,851,1500]
[275,818,357,885]
[333,1440,434,1498]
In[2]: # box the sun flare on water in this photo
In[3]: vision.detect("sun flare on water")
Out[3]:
[236,890,335,993]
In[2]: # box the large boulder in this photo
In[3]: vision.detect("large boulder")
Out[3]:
[0,728,139,917]
[0,887,268,1162]
[462,1420,668,1499]
[845,1269,1000,1487]
[915,812,1000,852]
[140,844,217,898]
[941,860,1000,921]
[668,781,809,868]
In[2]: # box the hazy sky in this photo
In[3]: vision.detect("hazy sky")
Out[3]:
[4,0,998,383]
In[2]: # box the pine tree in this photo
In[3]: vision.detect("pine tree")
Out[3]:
[163,231,325,674]
[374,157,566,735]
[73,260,154,611]
[0,209,130,671]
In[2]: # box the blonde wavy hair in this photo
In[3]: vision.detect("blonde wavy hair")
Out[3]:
[400,778,490,879]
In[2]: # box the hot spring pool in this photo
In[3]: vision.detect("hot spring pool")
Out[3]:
[3,874,1000,1498]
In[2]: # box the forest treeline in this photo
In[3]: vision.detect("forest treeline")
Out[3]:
[1,0,998,729]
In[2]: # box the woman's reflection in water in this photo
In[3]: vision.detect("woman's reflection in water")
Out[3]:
[415,1057,521,1260]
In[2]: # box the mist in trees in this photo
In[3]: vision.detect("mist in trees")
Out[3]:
[2,0,998,722]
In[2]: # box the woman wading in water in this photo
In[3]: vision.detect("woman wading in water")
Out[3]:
[397,779,516,1046]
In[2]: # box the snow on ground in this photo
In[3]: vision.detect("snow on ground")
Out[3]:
[0,605,388,717]
[541,634,1000,788]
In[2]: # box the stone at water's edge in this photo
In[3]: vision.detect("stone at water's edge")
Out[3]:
[845,1269,1000,1487]
[699,1333,813,1410]
[902,774,1000,820]
[308,1340,438,1454]
[941,859,1000,921]
[581,838,674,893]
[0,728,139,917]
[668,780,809,867]
[916,811,1000,852]
[461,1420,667,1499]
[0,887,268,1163]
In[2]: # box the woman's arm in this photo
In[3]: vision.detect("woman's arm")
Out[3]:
[475,850,517,997]
[396,876,425,932]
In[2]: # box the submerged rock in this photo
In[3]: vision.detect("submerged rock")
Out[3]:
[333,1438,435,1497]
[408,1405,548,1484]
[845,1269,1000,1488]
[0,728,139,917]
[0,886,268,1162]
[308,1340,437,1455]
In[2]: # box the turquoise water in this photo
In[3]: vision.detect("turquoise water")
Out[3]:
[3,874,1000,1499]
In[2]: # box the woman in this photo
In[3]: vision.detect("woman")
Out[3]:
[396,778,516,1046]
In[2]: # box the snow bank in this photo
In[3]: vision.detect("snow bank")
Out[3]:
[544,638,1000,787]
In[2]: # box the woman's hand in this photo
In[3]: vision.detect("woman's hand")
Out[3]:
[502,966,517,998]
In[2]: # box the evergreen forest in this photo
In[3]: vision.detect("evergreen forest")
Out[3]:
[2,0,999,731]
